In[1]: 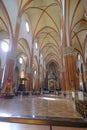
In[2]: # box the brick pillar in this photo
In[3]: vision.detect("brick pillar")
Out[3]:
[6,59,14,82]
[25,72,30,91]
[63,47,77,91]
[41,69,44,89]
[46,70,48,89]
[75,68,80,90]
[35,74,38,90]
[2,52,15,89]
[84,58,87,85]
[59,72,66,91]
[29,68,33,91]
[0,68,3,86]
[37,66,40,90]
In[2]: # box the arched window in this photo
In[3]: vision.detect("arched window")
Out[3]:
[25,21,30,33]
[77,53,81,61]
[18,57,23,64]
[0,39,9,52]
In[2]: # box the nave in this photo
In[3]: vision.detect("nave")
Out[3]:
[0,0,87,129]
[0,94,82,118]
[0,94,87,130]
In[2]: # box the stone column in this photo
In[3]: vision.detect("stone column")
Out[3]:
[63,47,77,91]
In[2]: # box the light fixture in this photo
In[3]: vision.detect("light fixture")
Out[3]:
[1,40,9,52]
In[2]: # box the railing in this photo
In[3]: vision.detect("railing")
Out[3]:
[0,116,87,130]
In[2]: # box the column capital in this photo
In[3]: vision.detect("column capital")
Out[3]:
[63,46,76,56]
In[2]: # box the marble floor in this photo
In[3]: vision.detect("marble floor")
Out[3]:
[0,94,86,130]
[0,94,82,118]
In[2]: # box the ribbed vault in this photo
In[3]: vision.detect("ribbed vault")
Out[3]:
[0,0,87,73]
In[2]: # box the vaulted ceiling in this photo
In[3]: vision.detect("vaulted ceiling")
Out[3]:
[0,0,87,71]
[17,0,87,67]
[17,0,62,68]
